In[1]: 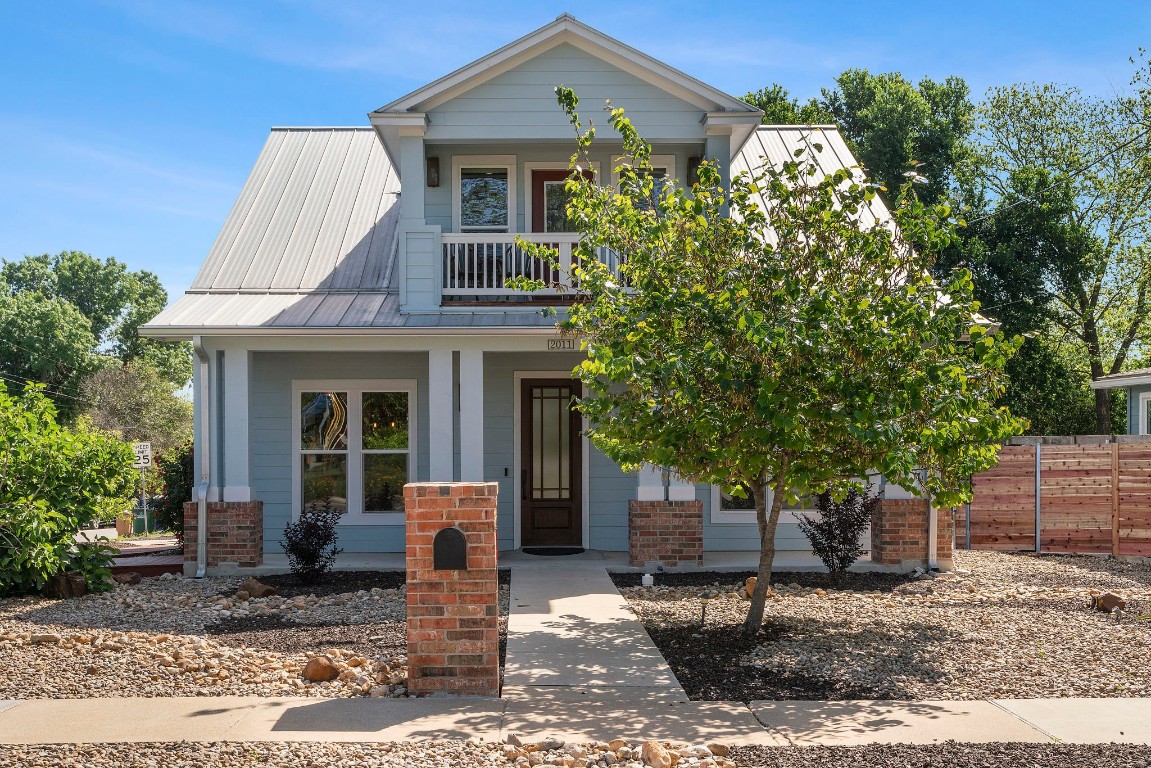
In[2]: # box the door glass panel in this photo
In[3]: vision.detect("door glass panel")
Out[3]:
[531,386,572,501]
[363,453,407,512]
[461,168,508,230]
[363,392,408,449]
[301,454,347,514]
[300,392,347,450]
[544,180,574,232]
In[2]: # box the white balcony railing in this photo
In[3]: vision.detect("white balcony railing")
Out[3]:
[441,232,620,297]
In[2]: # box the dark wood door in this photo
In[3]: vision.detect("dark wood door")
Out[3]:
[531,169,591,232]
[521,379,582,546]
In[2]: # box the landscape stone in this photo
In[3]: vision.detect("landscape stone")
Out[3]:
[302,655,340,682]
[640,740,672,768]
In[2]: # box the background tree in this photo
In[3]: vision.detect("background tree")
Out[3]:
[80,361,192,457]
[532,89,1022,635]
[0,250,191,418]
[747,72,974,207]
[962,82,1151,432]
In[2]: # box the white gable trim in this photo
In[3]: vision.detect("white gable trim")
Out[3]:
[372,15,760,117]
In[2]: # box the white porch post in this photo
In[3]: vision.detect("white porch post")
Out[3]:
[428,350,454,481]
[459,349,485,481]
[221,348,251,502]
[667,472,696,502]
[636,464,665,501]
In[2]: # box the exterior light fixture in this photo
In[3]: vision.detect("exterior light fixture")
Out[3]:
[426,157,440,187]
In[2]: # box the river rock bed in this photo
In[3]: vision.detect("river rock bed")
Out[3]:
[614,551,1151,701]
[1,740,1148,768]
[0,571,510,700]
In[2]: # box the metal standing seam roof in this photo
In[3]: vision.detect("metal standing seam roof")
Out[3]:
[142,125,883,337]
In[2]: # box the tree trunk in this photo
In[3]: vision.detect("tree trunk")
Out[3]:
[742,473,788,637]
[1094,387,1113,436]
[1083,318,1112,434]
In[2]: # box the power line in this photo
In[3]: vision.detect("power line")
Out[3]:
[0,371,88,403]
[966,124,1151,225]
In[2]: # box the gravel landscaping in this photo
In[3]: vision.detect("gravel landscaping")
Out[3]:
[0,570,510,700]
[0,740,1148,768]
[614,550,1151,701]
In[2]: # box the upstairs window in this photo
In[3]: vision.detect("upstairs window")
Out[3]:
[454,156,516,233]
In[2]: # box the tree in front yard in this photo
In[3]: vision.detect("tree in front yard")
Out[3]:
[523,87,1024,635]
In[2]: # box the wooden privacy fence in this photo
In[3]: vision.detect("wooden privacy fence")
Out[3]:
[965,436,1151,556]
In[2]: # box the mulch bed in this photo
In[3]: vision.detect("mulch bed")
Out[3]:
[611,570,915,701]
[610,569,913,591]
[207,569,513,664]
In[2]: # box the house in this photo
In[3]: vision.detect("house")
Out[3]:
[1091,370,1151,434]
[142,14,942,574]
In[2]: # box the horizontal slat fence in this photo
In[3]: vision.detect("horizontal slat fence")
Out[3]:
[968,436,1151,556]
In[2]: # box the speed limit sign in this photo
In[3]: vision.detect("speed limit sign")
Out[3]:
[132,442,152,469]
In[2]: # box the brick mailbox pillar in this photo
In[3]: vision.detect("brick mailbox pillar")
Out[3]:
[182,501,263,569]
[404,482,499,697]
[627,499,704,567]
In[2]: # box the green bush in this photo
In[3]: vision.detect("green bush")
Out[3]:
[153,441,194,536]
[63,533,119,592]
[0,383,136,595]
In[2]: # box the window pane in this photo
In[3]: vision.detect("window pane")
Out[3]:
[302,454,347,514]
[544,180,575,232]
[300,392,347,450]
[461,168,508,229]
[720,483,756,511]
[364,453,408,512]
[363,392,409,449]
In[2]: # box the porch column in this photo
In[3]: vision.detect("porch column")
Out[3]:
[428,349,454,481]
[636,464,665,501]
[667,472,696,502]
[221,348,251,502]
[459,349,484,481]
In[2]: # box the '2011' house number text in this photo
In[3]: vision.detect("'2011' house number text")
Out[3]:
[547,339,576,351]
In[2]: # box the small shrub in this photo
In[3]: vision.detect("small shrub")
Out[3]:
[797,486,878,581]
[153,442,194,537]
[281,500,343,583]
[62,533,119,593]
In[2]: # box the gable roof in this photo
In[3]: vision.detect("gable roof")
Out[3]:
[1091,368,1151,390]
[373,14,759,117]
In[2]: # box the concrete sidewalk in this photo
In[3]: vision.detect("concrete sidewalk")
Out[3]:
[1,696,1150,745]
[501,556,685,702]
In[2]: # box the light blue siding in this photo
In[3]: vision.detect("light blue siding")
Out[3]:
[426,43,708,142]
[1127,385,1150,435]
[250,351,430,555]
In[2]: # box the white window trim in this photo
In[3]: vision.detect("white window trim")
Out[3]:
[292,379,418,526]
[710,485,810,526]
[452,155,517,233]
[523,161,602,234]
[1140,391,1151,435]
[610,154,677,190]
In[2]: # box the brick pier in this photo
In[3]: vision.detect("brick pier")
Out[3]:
[182,501,263,569]
[627,499,704,567]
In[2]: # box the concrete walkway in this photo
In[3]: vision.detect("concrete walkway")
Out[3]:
[2,697,1151,745]
[501,553,686,702]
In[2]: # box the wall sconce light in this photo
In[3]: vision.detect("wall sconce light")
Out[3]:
[687,156,702,187]
[426,156,440,187]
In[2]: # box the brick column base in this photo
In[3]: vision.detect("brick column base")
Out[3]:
[404,482,499,697]
[182,501,263,568]
[628,499,703,568]
[870,498,954,570]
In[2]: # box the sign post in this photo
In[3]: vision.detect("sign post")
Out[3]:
[132,442,152,534]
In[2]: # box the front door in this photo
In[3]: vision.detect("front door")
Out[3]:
[521,379,582,546]
[531,169,590,233]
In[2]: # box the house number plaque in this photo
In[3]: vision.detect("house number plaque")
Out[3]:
[547,338,576,351]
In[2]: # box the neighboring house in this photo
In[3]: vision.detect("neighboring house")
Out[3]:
[142,15,896,571]
[1091,370,1151,434]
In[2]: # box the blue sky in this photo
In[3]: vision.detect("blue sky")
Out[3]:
[1,0,1149,303]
